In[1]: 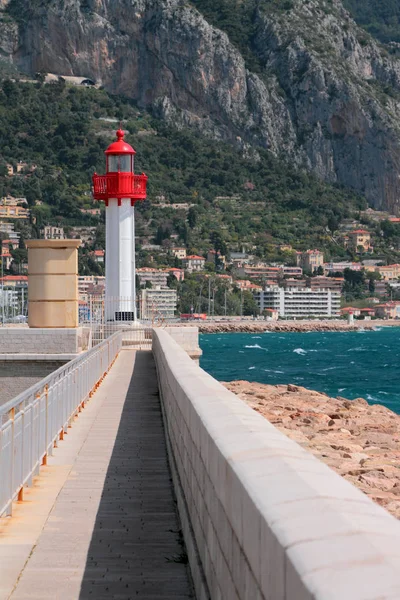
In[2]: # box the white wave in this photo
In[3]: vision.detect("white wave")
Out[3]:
[264,369,284,374]
[366,394,379,402]
[373,327,382,332]
[238,351,244,354]
[251,336,262,339]
[293,348,307,355]
[248,366,256,370]
[379,391,389,395]
[245,344,263,349]
[347,347,366,352]
[338,388,346,392]
[322,366,338,372]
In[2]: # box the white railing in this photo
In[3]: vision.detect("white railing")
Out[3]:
[0,332,122,518]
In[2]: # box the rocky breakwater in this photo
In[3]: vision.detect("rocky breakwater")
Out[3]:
[224,380,400,519]
[198,320,381,333]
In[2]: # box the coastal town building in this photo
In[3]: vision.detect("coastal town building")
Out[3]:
[347,230,372,253]
[171,247,187,259]
[0,205,30,219]
[206,249,226,268]
[137,268,168,288]
[308,276,344,292]
[140,286,177,320]
[1,250,12,270]
[91,249,105,264]
[168,267,185,282]
[296,249,324,272]
[2,239,19,251]
[374,302,400,319]
[324,261,362,274]
[42,225,65,240]
[182,255,205,272]
[78,276,105,298]
[254,286,341,318]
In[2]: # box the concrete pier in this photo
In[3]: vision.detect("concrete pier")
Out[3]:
[1,350,193,599]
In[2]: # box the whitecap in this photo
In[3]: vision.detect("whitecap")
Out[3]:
[248,366,256,370]
[379,391,389,395]
[373,327,382,331]
[293,348,307,355]
[338,388,346,392]
[238,351,244,354]
[264,369,284,374]
[322,366,338,372]
[245,344,263,349]
[251,336,262,339]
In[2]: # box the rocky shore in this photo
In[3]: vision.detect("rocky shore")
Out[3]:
[224,380,400,518]
[198,320,397,334]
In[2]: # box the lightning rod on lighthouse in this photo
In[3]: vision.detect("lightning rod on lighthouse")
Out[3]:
[92,129,148,321]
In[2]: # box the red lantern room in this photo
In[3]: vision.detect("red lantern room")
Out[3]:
[92,129,148,206]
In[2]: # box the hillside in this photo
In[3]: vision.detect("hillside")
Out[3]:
[343,0,400,45]
[3,0,400,211]
[0,81,367,267]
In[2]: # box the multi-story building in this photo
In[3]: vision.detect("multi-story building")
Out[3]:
[347,230,372,253]
[324,261,362,274]
[282,278,307,289]
[206,250,226,268]
[140,286,177,320]
[182,255,205,272]
[376,264,400,281]
[78,276,105,298]
[171,247,187,259]
[42,225,65,240]
[0,206,30,219]
[308,276,344,292]
[296,250,324,272]
[375,302,400,319]
[281,266,303,278]
[254,286,341,318]
[0,222,20,241]
[137,268,168,288]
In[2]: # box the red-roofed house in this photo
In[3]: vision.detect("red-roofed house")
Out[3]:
[2,239,19,251]
[347,230,372,253]
[167,268,185,282]
[92,249,104,264]
[182,255,205,272]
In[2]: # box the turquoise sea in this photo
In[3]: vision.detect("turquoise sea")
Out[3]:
[199,328,400,414]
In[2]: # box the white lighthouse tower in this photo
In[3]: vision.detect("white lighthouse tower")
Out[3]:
[92,129,148,321]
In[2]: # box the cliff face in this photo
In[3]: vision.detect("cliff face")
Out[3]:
[4,0,400,211]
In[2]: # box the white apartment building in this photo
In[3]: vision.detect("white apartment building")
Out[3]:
[254,286,341,318]
[137,268,168,288]
[140,286,177,320]
[171,247,187,259]
[42,225,65,240]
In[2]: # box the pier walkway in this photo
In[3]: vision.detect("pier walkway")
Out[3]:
[0,350,193,599]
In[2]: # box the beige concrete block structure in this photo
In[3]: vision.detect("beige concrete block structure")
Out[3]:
[27,240,81,328]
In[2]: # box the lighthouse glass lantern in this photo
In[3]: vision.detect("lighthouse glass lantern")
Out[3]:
[92,129,148,321]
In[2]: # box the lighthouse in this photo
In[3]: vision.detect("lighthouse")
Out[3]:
[92,129,148,321]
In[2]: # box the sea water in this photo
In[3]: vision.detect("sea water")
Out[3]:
[199,328,400,413]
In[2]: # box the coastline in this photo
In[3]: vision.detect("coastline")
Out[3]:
[197,319,399,333]
[224,380,400,519]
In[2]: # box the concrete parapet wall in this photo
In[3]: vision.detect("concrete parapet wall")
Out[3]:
[0,328,87,354]
[153,328,400,600]
[162,326,202,361]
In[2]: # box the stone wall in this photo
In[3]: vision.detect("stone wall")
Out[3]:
[0,328,88,354]
[153,328,400,600]
[0,360,68,405]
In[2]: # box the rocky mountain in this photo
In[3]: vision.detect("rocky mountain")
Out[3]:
[2,0,400,212]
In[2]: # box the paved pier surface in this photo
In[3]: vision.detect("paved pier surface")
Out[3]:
[4,350,193,599]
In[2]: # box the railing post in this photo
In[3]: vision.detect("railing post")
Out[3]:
[7,407,15,516]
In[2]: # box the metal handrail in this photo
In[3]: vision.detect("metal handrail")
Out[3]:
[0,331,123,517]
